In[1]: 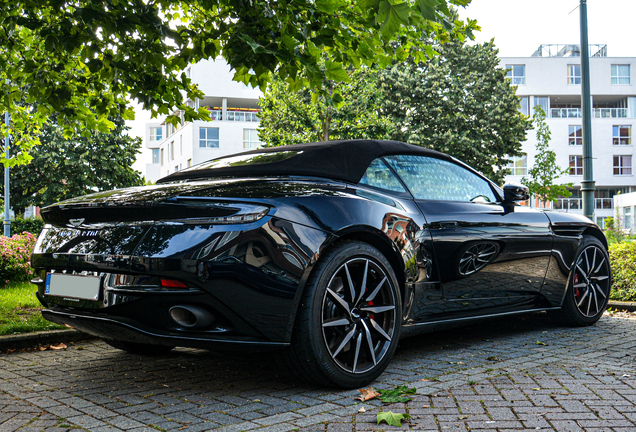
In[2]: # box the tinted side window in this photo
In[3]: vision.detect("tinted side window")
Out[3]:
[359,158,407,193]
[385,155,497,202]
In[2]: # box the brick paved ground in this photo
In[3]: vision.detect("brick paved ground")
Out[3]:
[2,312,636,431]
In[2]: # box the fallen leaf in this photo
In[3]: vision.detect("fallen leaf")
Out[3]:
[422,405,429,408]
[419,379,433,382]
[486,356,500,362]
[253,399,261,403]
[358,407,366,413]
[458,415,469,420]
[355,388,379,402]
[532,388,540,391]
[49,343,67,350]
[377,411,411,427]
[536,340,547,346]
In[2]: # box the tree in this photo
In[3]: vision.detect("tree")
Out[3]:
[0,0,478,166]
[259,69,392,145]
[259,40,531,184]
[521,106,572,203]
[2,116,144,215]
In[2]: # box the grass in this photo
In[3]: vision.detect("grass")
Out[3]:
[0,282,65,335]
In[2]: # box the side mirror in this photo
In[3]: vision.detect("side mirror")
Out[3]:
[502,183,529,203]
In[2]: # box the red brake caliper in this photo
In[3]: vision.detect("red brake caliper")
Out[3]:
[574,273,580,297]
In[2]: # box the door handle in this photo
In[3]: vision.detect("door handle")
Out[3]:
[439,221,459,228]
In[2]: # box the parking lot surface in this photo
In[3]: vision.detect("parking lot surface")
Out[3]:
[2,313,636,432]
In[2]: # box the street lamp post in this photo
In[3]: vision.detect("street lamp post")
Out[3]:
[3,110,9,237]
[580,0,595,221]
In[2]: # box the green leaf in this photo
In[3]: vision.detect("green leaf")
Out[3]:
[377,411,411,427]
[417,0,441,21]
[376,0,411,38]
[325,61,350,82]
[315,0,347,14]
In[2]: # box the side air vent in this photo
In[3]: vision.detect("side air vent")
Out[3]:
[552,225,586,237]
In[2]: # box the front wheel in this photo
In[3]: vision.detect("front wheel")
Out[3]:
[554,236,611,326]
[279,241,402,388]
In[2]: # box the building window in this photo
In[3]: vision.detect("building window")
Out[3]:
[149,127,163,142]
[167,123,175,136]
[187,159,192,167]
[175,165,179,173]
[614,155,632,175]
[569,125,582,145]
[199,127,220,148]
[506,65,526,85]
[152,149,160,164]
[180,135,183,155]
[160,148,164,166]
[624,207,632,230]
[507,154,527,175]
[533,97,549,114]
[569,155,583,175]
[611,64,630,85]
[613,125,631,145]
[518,96,529,116]
[243,129,261,149]
[170,141,174,160]
[567,65,581,84]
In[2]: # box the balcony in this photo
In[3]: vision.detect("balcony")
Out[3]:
[553,198,613,211]
[207,109,259,122]
[550,107,628,118]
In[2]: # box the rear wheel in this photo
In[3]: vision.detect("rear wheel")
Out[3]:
[554,236,611,326]
[279,241,402,388]
[103,339,174,355]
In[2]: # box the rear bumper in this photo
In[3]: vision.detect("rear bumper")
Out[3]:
[42,309,289,351]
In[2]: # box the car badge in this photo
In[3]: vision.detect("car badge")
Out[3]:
[69,218,85,227]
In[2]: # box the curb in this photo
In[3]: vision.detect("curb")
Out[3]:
[0,329,97,352]
[608,301,636,312]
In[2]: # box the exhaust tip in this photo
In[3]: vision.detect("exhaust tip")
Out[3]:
[169,305,215,329]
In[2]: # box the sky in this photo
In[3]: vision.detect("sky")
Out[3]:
[129,0,636,174]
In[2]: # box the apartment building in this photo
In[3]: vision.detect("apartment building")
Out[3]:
[145,59,263,183]
[502,44,636,229]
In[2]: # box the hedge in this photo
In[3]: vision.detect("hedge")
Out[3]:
[609,241,636,302]
[0,232,37,286]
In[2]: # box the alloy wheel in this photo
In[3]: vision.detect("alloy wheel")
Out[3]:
[572,245,610,317]
[321,257,397,374]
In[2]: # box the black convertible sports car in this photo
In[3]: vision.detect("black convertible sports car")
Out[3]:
[32,140,611,388]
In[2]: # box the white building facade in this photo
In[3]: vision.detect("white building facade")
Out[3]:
[145,59,263,183]
[502,44,636,229]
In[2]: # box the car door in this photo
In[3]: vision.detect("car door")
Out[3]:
[384,155,553,318]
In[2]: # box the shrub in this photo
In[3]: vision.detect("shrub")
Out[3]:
[12,217,45,236]
[609,241,636,301]
[0,232,37,286]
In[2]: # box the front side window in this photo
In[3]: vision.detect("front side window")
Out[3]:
[243,129,262,149]
[199,127,220,148]
[149,127,163,142]
[613,125,631,145]
[151,149,160,164]
[614,155,632,175]
[569,155,583,175]
[507,154,527,175]
[567,65,581,84]
[506,65,526,85]
[569,125,582,145]
[385,155,497,202]
[359,159,406,193]
[612,64,630,85]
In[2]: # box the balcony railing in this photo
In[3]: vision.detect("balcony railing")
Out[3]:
[553,198,613,211]
[593,108,628,118]
[550,107,629,118]
[551,108,581,118]
[208,109,259,122]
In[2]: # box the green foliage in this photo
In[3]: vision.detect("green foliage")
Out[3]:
[259,40,531,184]
[0,282,65,335]
[0,0,478,166]
[609,241,636,301]
[1,116,144,214]
[377,411,411,426]
[520,107,572,202]
[604,216,626,245]
[259,68,392,144]
[0,232,36,285]
[377,385,417,403]
[11,216,44,236]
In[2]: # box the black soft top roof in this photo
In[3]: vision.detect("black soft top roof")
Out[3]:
[158,139,450,184]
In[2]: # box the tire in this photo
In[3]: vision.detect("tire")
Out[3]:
[553,236,612,326]
[279,241,402,388]
[103,339,175,355]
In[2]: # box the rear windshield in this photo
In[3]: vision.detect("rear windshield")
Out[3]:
[183,151,300,171]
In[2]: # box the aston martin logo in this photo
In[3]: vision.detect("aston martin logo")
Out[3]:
[69,218,85,227]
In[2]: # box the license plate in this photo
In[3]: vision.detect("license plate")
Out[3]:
[44,273,101,300]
